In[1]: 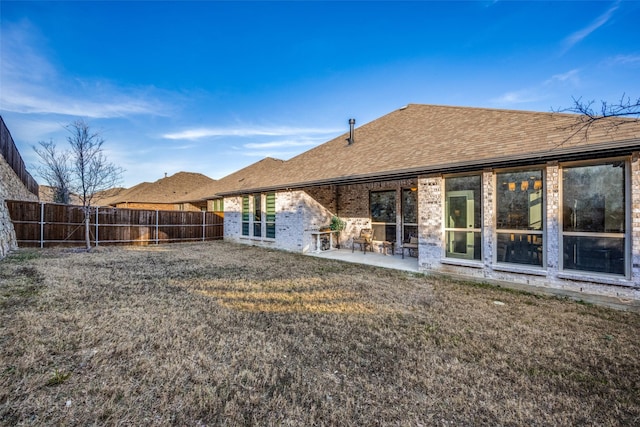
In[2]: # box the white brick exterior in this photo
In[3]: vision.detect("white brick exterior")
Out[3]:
[224,190,335,253]
[225,156,640,302]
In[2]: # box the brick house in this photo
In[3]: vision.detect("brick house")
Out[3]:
[212,104,640,301]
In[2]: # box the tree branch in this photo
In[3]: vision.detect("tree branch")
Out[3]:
[552,94,640,145]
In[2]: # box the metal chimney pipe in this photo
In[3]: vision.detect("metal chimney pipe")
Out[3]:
[348,118,355,145]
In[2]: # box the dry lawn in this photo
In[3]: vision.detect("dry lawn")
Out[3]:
[1,241,639,426]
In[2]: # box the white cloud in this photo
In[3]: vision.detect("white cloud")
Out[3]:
[3,117,66,144]
[491,69,581,107]
[0,20,169,118]
[162,126,341,140]
[160,125,340,166]
[1,86,165,118]
[604,54,640,66]
[244,139,320,149]
[492,90,536,105]
[561,1,619,53]
[546,69,580,84]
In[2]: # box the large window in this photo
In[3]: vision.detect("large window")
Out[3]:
[496,170,544,266]
[241,193,276,239]
[370,190,396,242]
[402,188,418,242]
[562,161,626,276]
[445,175,482,260]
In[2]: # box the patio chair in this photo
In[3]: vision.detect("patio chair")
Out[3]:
[352,228,374,254]
[402,236,419,259]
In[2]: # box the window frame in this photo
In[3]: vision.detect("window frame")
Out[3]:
[370,189,397,242]
[443,173,483,261]
[401,188,418,243]
[265,192,276,239]
[253,194,262,237]
[212,198,224,212]
[494,166,546,268]
[559,158,630,278]
[241,193,276,240]
[241,195,250,236]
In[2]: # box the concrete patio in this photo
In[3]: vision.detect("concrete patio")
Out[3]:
[306,247,419,272]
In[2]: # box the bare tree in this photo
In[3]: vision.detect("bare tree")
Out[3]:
[554,94,640,142]
[67,120,124,249]
[34,119,124,249]
[33,140,72,204]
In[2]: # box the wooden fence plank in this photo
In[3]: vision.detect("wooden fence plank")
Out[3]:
[6,201,224,247]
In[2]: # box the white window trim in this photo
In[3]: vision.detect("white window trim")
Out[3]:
[241,193,276,241]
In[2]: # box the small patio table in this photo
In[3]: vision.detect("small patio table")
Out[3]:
[310,230,339,252]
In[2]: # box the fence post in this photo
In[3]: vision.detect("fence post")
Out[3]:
[39,202,44,248]
[95,206,99,247]
[202,211,206,241]
[155,210,159,245]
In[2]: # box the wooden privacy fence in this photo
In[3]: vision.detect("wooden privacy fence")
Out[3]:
[6,201,224,248]
[1,116,39,196]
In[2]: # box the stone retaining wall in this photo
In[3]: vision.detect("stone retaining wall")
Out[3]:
[1,154,38,258]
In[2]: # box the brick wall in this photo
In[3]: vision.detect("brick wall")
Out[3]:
[335,179,417,248]
[1,154,39,258]
[417,176,442,269]
[631,153,640,282]
[224,190,336,252]
[545,163,560,276]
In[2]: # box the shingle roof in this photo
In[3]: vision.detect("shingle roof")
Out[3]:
[217,104,640,195]
[200,157,286,198]
[97,172,216,205]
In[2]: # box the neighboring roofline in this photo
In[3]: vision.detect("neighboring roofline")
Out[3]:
[173,196,211,204]
[215,137,640,196]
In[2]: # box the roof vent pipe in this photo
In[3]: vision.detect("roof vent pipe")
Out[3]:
[348,118,355,145]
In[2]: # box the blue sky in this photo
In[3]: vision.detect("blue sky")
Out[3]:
[1,1,639,188]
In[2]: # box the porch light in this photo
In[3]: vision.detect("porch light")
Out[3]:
[410,187,417,192]
[534,180,543,190]
[508,182,516,192]
[521,180,529,191]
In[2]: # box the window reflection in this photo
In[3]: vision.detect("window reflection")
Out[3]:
[370,191,396,223]
[496,170,543,266]
[370,190,396,242]
[444,175,481,260]
[563,236,624,275]
[402,189,418,243]
[497,171,543,231]
[562,162,626,276]
[563,163,625,233]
